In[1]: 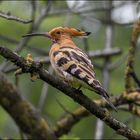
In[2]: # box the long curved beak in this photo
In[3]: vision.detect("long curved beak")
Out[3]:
[22,32,52,40]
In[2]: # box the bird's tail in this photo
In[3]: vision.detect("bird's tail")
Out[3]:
[96,87,117,112]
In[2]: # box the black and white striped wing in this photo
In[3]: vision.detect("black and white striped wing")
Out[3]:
[54,46,101,88]
[53,46,117,111]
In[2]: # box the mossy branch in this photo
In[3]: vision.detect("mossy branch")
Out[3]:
[0,72,56,139]
[125,19,140,92]
[0,46,140,139]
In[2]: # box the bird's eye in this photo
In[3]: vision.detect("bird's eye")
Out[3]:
[56,31,61,34]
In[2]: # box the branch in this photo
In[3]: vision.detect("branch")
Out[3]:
[131,71,140,87]
[125,19,140,92]
[0,46,140,139]
[54,91,140,137]
[0,72,56,139]
[0,11,32,24]
[89,48,122,59]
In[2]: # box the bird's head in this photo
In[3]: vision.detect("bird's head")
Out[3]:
[23,27,91,43]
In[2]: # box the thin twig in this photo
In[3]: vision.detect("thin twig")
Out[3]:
[0,11,32,23]
[108,52,127,70]
[108,115,135,139]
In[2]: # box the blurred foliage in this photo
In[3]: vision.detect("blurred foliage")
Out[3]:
[0,0,140,139]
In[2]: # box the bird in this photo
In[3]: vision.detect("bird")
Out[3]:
[23,27,117,111]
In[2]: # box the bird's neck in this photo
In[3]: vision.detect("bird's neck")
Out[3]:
[56,35,76,47]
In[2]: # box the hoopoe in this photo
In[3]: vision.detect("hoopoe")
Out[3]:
[23,27,117,111]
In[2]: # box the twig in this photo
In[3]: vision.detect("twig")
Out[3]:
[108,115,135,139]
[0,11,32,24]
[0,46,140,139]
[108,52,127,70]
[89,48,122,59]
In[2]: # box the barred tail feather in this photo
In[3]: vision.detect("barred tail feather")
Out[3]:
[96,87,117,112]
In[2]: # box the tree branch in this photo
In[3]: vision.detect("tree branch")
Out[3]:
[0,72,56,139]
[131,71,140,87]
[125,19,140,92]
[54,91,140,137]
[0,46,140,139]
[0,11,32,24]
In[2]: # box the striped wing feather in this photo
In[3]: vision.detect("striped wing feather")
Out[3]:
[54,46,101,90]
[53,46,117,111]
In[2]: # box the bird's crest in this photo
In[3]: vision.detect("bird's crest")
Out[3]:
[49,27,91,38]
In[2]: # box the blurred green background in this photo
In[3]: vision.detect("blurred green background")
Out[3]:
[0,1,140,139]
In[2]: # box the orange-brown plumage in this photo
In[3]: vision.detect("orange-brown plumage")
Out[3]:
[23,27,117,111]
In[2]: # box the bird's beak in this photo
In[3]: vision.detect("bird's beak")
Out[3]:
[22,32,52,40]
